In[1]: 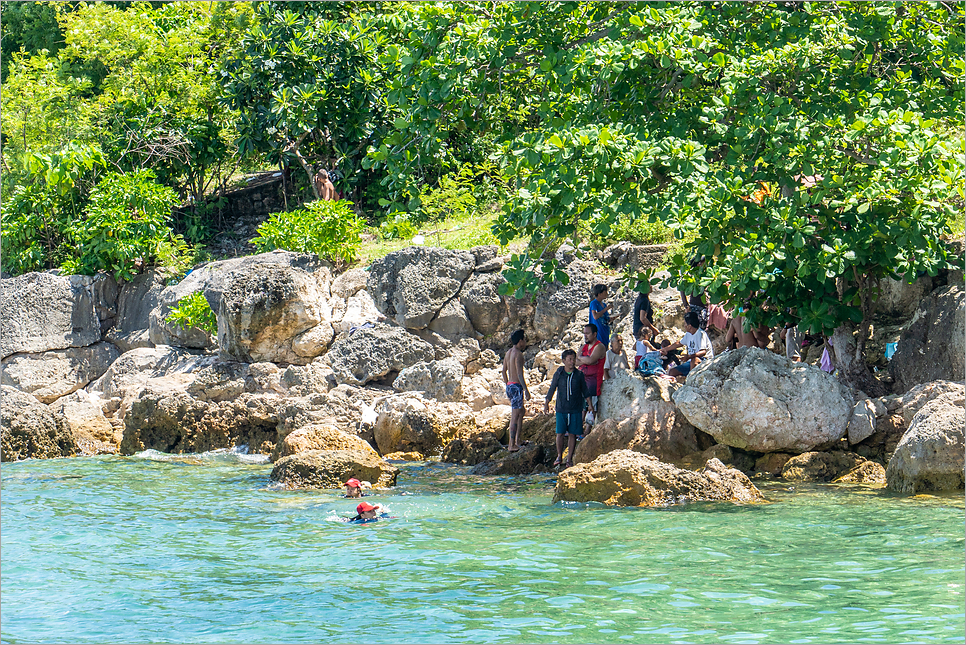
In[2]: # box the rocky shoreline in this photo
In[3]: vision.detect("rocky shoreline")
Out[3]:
[2,246,963,505]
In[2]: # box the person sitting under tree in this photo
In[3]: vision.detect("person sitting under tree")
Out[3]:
[662,312,714,379]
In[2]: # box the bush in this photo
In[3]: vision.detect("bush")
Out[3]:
[590,214,676,248]
[250,199,364,265]
[0,184,71,275]
[66,170,182,280]
[165,291,217,337]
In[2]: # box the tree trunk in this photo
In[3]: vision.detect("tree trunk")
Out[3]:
[831,323,886,397]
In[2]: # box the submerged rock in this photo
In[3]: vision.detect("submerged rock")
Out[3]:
[269,449,398,490]
[1,385,78,461]
[780,451,868,482]
[833,461,887,485]
[275,424,376,460]
[553,450,764,507]
[672,347,852,453]
[886,391,965,493]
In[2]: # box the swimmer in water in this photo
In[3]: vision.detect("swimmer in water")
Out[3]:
[349,501,386,522]
[344,478,365,498]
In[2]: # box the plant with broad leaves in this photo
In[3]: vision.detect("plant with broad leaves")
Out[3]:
[166,291,217,339]
[250,199,365,266]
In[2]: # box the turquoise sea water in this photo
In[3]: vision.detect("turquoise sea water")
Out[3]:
[1,451,963,644]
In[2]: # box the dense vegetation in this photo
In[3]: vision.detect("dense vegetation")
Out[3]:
[2,1,963,388]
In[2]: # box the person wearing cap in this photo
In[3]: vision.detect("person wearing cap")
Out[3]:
[349,501,386,523]
[344,478,365,498]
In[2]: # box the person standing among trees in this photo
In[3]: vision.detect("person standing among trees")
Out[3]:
[588,284,612,345]
[501,329,530,453]
[633,284,661,344]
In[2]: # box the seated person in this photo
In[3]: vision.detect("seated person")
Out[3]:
[659,339,682,370]
[603,334,629,379]
[662,312,714,378]
[633,328,660,370]
[349,501,387,523]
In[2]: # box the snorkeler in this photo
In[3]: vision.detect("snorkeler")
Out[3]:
[349,501,388,523]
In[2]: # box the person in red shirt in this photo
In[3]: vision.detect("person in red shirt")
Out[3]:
[576,323,606,432]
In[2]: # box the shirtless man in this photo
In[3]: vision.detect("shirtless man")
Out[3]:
[726,309,770,349]
[501,329,531,452]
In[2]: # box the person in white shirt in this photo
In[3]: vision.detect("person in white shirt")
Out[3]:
[662,312,713,378]
[603,334,629,379]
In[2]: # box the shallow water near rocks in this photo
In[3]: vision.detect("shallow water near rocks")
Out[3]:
[1,452,963,644]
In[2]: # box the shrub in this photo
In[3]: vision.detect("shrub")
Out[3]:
[250,199,364,265]
[165,291,217,337]
[66,170,182,280]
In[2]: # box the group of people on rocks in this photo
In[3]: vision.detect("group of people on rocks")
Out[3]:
[501,276,830,469]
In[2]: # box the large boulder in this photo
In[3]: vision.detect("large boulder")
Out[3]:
[392,358,464,402]
[1,385,78,461]
[150,250,328,349]
[876,275,934,319]
[553,450,764,507]
[276,424,376,459]
[325,323,435,386]
[1,272,100,359]
[269,449,398,489]
[440,432,505,466]
[890,284,965,393]
[459,272,507,337]
[427,298,475,337]
[532,261,595,341]
[846,399,877,445]
[832,461,887,485]
[88,345,202,398]
[672,347,853,453]
[49,390,119,455]
[367,247,475,329]
[120,389,285,455]
[372,393,475,456]
[886,391,965,493]
[2,341,120,404]
[218,260,333,365]
[331,289,383,334]
[115,269,168,333]
[898,380,965,426]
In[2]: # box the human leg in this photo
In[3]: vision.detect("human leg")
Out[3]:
[566,433,577,467]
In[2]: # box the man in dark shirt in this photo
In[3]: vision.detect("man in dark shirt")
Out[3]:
[633,289,660,342]
[544,349,595,469]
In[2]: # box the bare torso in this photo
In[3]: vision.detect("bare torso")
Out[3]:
[504,347,524,384]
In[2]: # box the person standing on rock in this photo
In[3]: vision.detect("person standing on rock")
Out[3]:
[577,323,606,431]
[544,349,595,468]
[502,329,531,453]
[589,284,612,345]
[662,312,713,379]
[633,284,661,343]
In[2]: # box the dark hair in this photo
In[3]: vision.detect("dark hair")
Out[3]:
[660,339,671,347]
[592,283,608,298]
[561,349,577,361]
[509,329,526,346]
[684,312,700,329]
[584,323,598,334]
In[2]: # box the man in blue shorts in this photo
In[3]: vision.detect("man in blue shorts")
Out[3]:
[544,349,595,468]
[662,312,714,379]
[501,329,531,452]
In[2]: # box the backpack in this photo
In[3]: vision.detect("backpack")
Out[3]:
[637,351,666,376]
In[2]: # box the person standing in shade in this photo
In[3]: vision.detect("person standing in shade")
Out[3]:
[662,312,714,379]
[501,329,531,453]
[576,323,606,431]
[633,284,661,343]
[589,284,612,345]
[781,321,803,362]
[545,349,595,468]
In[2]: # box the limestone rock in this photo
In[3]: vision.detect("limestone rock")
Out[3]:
[2,341,120,403]
[325,323,436,386]
[383,451,424,461]
[877,275,935,320]
[1,272,100,359]
[470,442,548,475]
[574,411,700,465]
[1,385,78,461]
[441,432,505,466]
[890,284,965,393]
[847,400,877,445]
[331,289,383,334]
[115,269,167,334]
[428,298,476,337]
[899,380,965,426]
[49,390,119,455]
[217,261,333,365]
[780,451,868,482]
[852,413,907,465]
[459,272,509,337]
[89,345,202,398]
[532,261,595,341]
[104,329,154,353]
[276,424,376,459]
[886,391,965,493]
[678,444,756,475]
[475,405,510,441]
[330,268,369,300]
[753,453,794,477]
[833,461,887,485]
[673,347,853,453]
[392,358,464,402]
[279,359,336,396]
[372,393,476,456]
[447,337,481,368]
[367,247,475,329]
[553,450,764,507]
[269,449,398,490]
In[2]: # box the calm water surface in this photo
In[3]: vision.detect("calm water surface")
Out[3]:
[1,451,963,644]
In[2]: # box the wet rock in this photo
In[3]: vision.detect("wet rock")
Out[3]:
[1,385,78,461]
[1,272,100,359]
[553,450,764,507]
[833,461,887,485]
[383,451,424,461]
[392,358,464,402]
[890,284,965,393]
[325,323,435,386]
[441,432,505,466]
[368,247,475,329]
[780,451,868,482]
[2,341,120,403]
[673,347,852,453]
[470,442,548,475]
[269,449,398,490]
[49,390,119,455]
[886,391,965,493]
[276,424,376,459]
[753,453,794,477]
[678,444,757,475]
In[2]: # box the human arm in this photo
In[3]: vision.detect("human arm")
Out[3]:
[725,320,736,348]
[501,355,508,384]
[544,368,561,414]
[660,340,683,355]
[516,351,530,399]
